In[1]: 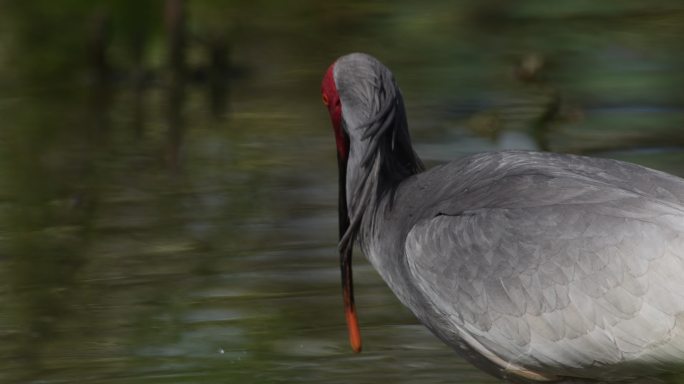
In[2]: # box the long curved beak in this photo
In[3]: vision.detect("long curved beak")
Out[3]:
[338,152,362,353]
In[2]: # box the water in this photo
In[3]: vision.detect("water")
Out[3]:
[1,2,684,383]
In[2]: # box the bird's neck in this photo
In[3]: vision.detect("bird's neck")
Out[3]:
[346,141,423,213]
[347,145,428,315]
[343,115,424,250]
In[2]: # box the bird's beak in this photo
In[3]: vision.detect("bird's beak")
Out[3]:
[338,150,362,353]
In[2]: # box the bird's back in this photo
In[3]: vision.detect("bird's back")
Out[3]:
[365,151,684,381]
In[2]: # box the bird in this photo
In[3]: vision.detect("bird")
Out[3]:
[321,52,684,383]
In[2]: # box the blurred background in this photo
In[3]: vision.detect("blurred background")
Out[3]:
[1,1,684,383]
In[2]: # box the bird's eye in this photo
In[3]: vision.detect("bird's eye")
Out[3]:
[322,93,329,106]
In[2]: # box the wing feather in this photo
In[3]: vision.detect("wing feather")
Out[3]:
[404,194,684,378]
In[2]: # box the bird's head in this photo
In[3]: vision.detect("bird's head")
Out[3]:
[322,53,402,162]
[321,53,423,354]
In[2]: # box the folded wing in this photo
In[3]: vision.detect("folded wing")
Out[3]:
[405,175,684,380]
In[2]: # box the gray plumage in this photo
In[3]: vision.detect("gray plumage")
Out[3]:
[329,53,684,382]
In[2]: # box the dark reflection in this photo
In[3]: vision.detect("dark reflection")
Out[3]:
[463,53,570,152]
[1,94,98,382]
[165,77,185,172]
[165,0,186,77]
[87,8,111,85]
[132,74,148,138]
[205,34,232,120]
[513,53,563,152]
[165,0,187,173]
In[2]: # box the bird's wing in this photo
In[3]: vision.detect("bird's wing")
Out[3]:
[404,182,684,379]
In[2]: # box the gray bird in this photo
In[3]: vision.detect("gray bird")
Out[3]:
[321,53,684,383]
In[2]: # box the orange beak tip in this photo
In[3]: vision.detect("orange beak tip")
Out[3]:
[351,341,362,353]
[345,308,362,353]
[349,328,362,353]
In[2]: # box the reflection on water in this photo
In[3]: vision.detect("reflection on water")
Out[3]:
[1,1,684,383]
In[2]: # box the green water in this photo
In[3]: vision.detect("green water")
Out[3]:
[1,1,684,383]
